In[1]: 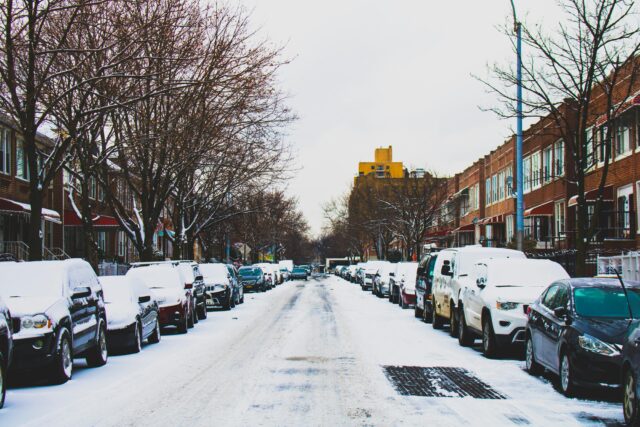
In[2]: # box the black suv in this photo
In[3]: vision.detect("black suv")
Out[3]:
[0,259,108,384]
[415,251,439,322]
[0,295,13,408]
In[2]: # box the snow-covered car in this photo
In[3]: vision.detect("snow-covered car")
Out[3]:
[373,262,394,297]
[254,263,276,288]
[389,262,418,304]
[199,263,237,310]
[346,265,358,282]
[0,295,12,408]
[226,264,244,304]
[431,246,526,336]
[290,267,308,280]
[0,259,108,384]
[398,263,419,310]
[415,252,439,321]
[100,276,161,353]
[176,262,207,321]
[126,264,193,333]
[238,267,267,292]
[361,261,386,291]
[457,258,569,356]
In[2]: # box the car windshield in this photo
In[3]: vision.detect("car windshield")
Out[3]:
[0,263,64,298]
[293,268,305,273]
[573,286,640,318]
[239,268,261,277]
[101,279,132,304]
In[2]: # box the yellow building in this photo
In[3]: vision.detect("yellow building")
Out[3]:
[357,146,404,179]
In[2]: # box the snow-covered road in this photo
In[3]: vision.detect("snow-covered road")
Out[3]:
[2,276,625,426]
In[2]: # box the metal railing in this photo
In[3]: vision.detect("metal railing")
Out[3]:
[0,241,29,261]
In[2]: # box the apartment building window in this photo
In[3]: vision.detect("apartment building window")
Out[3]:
[498,170,505,200]
[468,184,478,212]
[118,231,126,257]
[506,215,514,244]
[617,185,633,239]
[473,183,480,210]
[492,174,498,203]
[97,231,106,253]
[554,140,564,177]
[523,156,532,193]
[554,201,565,239]
[505,165,513,196]
[485,178,491,205]
[89,176,97,200]
[584,127,594,171]
[531,151,541,189]
[0,128,10,175]
[616,124,631,157]
[597,126,610,164]
[98,184,105,202]
[16,138,30,180]
[543,146,553,183]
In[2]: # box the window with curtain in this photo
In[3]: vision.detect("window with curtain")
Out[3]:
[554,140,564,177]
[616,124,631,156]
[531,151,541,188]
[492,174,498,203]
[584,127,594,171]
[485,178,491,205]
[543,146,553,183]
[523,156,532,193]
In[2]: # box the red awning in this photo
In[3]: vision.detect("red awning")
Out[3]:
[568,186,614,207]
[63,210,119,227]
[594,93,640,127]
[453,223,475,233]
[0,197,61,223]
[480,214,505,225]
[524,201,554,217]
[424,229,451,238]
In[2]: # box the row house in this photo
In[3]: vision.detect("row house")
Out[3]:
[452,160,484,246]
[481,137,515,247]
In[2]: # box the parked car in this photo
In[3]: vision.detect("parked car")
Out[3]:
[398,263,419,310]
[431,246,526,336]
[0,296,13,408]
[525,278,638,396]
[373,262,394,297]
[457,258,569,356]
[238,266,267,292]
[290,267,309,281]
[226,264,244,304]
[100,276,161,353]
[622,318,640,426]
[389,262,418,304]
[361,261,386,291]
[199,263,236,310]
[126,264,193,333]
[255,264,276,288]
[0,259,108,384]
[415,252,439,322]
[176,262,207,321]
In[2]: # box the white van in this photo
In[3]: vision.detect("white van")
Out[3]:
[431,246,526,336]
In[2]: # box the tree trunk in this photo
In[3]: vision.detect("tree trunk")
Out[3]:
[28,193,43,261]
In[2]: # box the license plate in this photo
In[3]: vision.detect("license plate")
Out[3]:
[206,299,213,305]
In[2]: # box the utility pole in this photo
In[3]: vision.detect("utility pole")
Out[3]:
[510,0,524,251]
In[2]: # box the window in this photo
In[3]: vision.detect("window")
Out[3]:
[473,183,480,210]
[584,127,594,171]
[616,125,631,157]
[542,285,560,308]
[15,138,29,180]
[554,140,564,177]
[118,231,126,257]
[617,185,633,239]
[531,151,541,188]
[554,201,565,239]
[492,174,498,203]
[98,184,105,202]
[506,214,514,243]
[543,146,553,183]
[498,170,505,200]
[505,165,513,197]
[523,155,532,193]
[97,231,106,253]
[89,176,97,200]
[0,128,9,175]
[485,178,491,205]
[597,126,610,164]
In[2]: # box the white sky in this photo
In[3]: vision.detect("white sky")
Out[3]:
[239,0,563,236]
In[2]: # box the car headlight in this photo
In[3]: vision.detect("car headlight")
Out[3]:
[578,334,619,356]
[496,301,519,311]
[21,314,51,329]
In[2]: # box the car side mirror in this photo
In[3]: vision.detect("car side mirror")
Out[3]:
[554,306,568,318]
[72,287,91,299]
[138,295,151,303]
[184,283,193,290]
[476,278,486,289]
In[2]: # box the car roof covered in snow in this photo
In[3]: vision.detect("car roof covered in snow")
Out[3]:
[556,277,640,288]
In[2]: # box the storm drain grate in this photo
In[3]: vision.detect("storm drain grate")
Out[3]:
[383,366,507,399]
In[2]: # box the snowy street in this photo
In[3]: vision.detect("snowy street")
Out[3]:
[3,275,625,426]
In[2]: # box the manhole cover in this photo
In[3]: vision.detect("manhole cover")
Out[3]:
[383,366,507,399]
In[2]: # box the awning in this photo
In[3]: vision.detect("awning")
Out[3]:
[0,197,61,224]
[424,229,451,238]
[524,201,554,217]
[453,223,475,233]
[63,210,119,227]
[594,92,640,127]
[480,214,505,225]
[451,187,469,200]
[568,186,614,207]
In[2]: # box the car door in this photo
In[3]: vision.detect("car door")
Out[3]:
[531,284,561,368]
[465,263,487,331]
[133,280,155,336]
[543,285,570,373]
[68,266,96,351]
[415,257,429,310]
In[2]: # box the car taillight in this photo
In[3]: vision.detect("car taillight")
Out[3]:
[526,305,532,316]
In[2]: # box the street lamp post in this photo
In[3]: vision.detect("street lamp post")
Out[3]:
[510,0,524,251]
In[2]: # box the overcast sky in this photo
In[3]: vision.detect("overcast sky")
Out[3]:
[239,0,563,236]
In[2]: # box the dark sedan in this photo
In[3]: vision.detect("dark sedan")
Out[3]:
[290,267,308,281]
[525,278,637,396]
[238,267,267,292]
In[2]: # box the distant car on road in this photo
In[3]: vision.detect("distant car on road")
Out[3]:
[0,259,108,384]
[199,263,236,310]
[290,267,308,281]
[100,276,161,353]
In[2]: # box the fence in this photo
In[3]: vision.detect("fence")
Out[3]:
[98,262,130,276]
[525,249,620,278]
[597,252,640,281]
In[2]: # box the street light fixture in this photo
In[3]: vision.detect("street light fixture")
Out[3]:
[510,0,524,251]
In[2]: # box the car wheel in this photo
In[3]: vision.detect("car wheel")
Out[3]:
[148,318,161,344]
[198,303,208,320]
[423,303,432,324]
[400,294,406,309]
[50,328,73,384]
[187,307,195,328]
[414,305,423,318]
[86,322,108,367]
[178,313,189,334]
[0,353,5,409]
[482,316,498,358]
[231,293,236,308]
[127,321,142,354]
[624,368,640,426]
[457,309,474,346]
[240,294,244,304]
[432,305,444,329]
[525,335,542,375]
[193,301,199,324]
[449,304,457,338]
[559,352,576,396]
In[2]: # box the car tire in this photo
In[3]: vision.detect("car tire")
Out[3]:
[0,353,5,409]
[414,305,423,318]
[624,368,640,426]
[559,352,576,397]
[50,328,73,384]
[86,322,108,367]
[240,294,244,304]
[127,321,142,354]
[178,313,189,334]
[198,303,208,320]
[525,335,542,375]
[432,306,444,329]
[449,304,457,338]
[482,315,498,358]
[400,294,406,309]
[423,303,432,324]
[193,301,199,324]
[187,307,195,328]
[148,318,161,344]
[458,309,474,347]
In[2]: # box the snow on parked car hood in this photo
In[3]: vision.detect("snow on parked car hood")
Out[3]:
[0,262,64,298]
[485,259,569,288]
[2,295,63,317]
[199,264,230,285]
